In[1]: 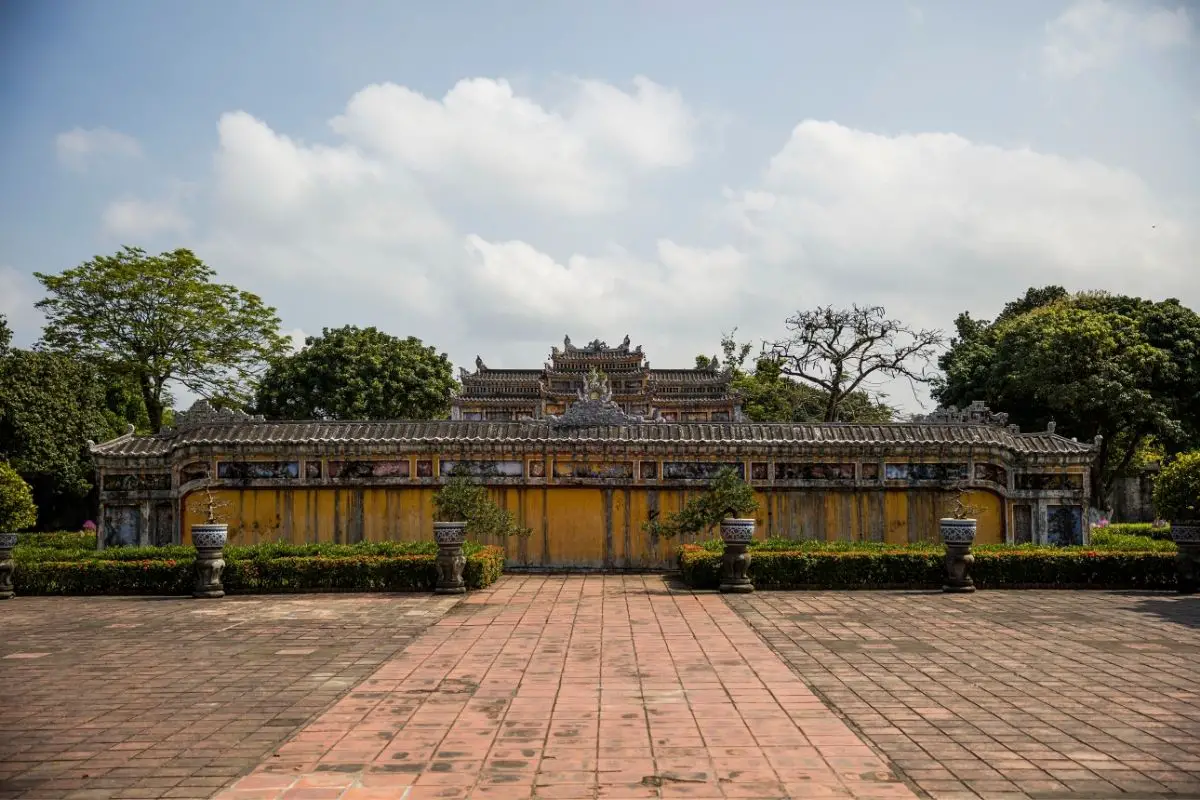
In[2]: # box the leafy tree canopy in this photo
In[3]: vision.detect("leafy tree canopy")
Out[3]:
[697,331,896,423]
[0,314,11,352]
[934,286,1200,509]
[254,326,458,420]
[35,246,289,432]
[0,460,38,532]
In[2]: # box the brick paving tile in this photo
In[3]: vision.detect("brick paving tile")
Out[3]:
[0,593,458,799]
[214,575,916,800]
[729,590,1200,799]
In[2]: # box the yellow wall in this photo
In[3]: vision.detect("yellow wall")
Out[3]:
[182,485,1006,568]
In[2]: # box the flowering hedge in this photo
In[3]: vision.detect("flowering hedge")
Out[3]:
[11,536,505,596]
[678,540,1177,590]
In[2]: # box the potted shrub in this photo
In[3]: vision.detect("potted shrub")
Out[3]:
[0,461,37,600]
[432,472,530,594]
[940,484,980,593]
[1151,451,1200,594]
[643,466,759,593]
[186,472,231,598]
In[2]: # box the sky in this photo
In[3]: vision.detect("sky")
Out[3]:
[1,0,1197,415]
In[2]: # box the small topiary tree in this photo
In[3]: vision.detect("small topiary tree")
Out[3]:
[1153,451,1200,521]
[0,461,38,532]
[433,472,531,539]
[642,466,758,540]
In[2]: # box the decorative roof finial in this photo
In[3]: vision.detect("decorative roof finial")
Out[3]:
[475,355,486,371]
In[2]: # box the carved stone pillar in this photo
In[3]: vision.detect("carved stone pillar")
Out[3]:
[191,524,227,599]
[719,518,755,594]
[1170,521,1200,595]
[434,522,467,595]
[0,533,16,600]
[941,519,976,594]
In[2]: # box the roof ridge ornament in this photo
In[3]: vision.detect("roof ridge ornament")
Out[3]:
[163,399,265,434]
[911,400,1010,428]
[547,367,665,427]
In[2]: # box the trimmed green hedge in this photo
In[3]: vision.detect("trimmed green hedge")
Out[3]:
[10,535,505,596]
[679,541,1178,590]
[1097,522,1173,541]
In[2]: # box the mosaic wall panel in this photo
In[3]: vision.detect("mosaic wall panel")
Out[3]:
[103,473,171,492]
[1015,472,1084,491]
[974,462,1008,485]
[329,460,410,479]
[861,462,880,480]
[662,462,744,480]
[216,461,300,481]
[529,460,546,478]
[775,463,855,481]
[640,461,658,479]
[750,462,769,481]
[305,461,323,480]
[553,461,634,479]
[440,460,524,478]
[884,463,969,481]
[1047,504,1084,546]
[416,460,433,478]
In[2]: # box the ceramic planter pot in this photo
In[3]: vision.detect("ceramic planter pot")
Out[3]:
[433,521,468,547]
[718,517,755,594]
[191,524,228,550]
[940,518,976,594]
[0,532,17,600]
[1169,519,1200,595]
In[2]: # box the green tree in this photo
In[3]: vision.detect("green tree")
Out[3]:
[934,288,1200,509]
[0,461,38,532]
[35,246,289,432]
[254,326,458,420]
[698,330,896,423]
[0,314,11,352]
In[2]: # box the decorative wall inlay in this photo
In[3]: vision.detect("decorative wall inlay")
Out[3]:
[305,461,322,480]
[1046,504,1084,546]
[640,461,658,479]
[330,460,410,479]
[1013,504,1033,544]
[974,462,1009,485]
[775,463,855,481]
[416,460,434,478]
[861,462,880,480]
[1016,472,1083,491]
[529,460,546,478]
[663,462,744,480]
[553,460,634,479]
[751,462,769,481]
[103,473,171,492]
[884,463,969,481]
[180,462,209,484]
[440,460,524,478]
[216,461,299,481]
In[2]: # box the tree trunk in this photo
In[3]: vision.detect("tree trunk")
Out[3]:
[139,374,164,433]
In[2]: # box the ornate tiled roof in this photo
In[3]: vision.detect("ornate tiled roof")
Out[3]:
[91,418,1096,458]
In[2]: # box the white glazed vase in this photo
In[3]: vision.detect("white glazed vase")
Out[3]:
[434,521,468,546]
[191,524,228,549]
[0,532,18,550]
[719,518,756,545]
[1170,520,1200,545]
[939,518,977,545]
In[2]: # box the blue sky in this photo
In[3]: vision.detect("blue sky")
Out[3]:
[1,0,1197,411]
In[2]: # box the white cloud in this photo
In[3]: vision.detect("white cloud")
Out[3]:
[1042,0,1193,79]
[56,127,143,171]
[284,328,308,352]
[102,197,191,238]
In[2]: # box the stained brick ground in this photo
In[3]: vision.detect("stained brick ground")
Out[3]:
[0,594,459,800]
[216,576,916,800]
[731,590,1200,799]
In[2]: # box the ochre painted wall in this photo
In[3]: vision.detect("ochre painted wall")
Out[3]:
[181,485,1006,568]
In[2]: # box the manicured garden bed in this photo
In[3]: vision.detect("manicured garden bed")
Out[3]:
[677,533,1178,590]
[11,533,504,595]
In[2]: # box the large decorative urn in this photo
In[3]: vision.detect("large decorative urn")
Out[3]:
[433,521,467,595]
[0,532,17,600]
[718,518,755,594]
[939,518,977,594]
[1169,520,1200,595]
[191,523,228,599]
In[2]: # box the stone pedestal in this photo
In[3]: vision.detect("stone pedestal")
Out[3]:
[434,522,467,595]
[191,524,227,599]
[0,532,16,600]
[1170,521,1200,595]
[719,518,755,594]
[941,518,976,594]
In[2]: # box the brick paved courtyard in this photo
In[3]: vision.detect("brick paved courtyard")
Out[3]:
[3,580,1199,800]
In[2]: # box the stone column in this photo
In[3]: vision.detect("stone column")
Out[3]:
[0,533,16,600]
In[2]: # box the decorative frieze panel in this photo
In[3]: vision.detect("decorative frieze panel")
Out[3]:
[330,460,410,479]
[775,463,855,481]
[861,462,880,480]
[750,463,769,481]
[103,473,171,492]
[974,463,1008,485]
[884,463,969,481]
[305,461,323,480]
[640,461,658,479]
[440,460,524,478]
[553,461,634,479]
[180,462,209,484]
[1016,472,1083,491]
[416,460,434,478]
[529,460,547,478]
[216,461,300,481]
[663,462,744,480]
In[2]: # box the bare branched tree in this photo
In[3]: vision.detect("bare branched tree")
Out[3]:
[766,305,946,422]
